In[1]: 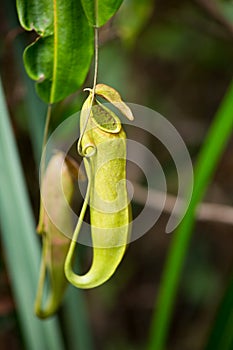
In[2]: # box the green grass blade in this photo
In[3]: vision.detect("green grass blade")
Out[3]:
[63,286,94,350]
[0,79,65,350]
[148,79,233,350]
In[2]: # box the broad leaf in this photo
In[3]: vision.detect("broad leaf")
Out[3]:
[81,0,123,27]
[16,0,94,103]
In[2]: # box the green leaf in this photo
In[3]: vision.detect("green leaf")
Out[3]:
[81,0,123,27]
[16,0,94,103]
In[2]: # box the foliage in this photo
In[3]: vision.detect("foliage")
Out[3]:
[0,0,233,349]
[81,0,123,27]
[16,0,94,102]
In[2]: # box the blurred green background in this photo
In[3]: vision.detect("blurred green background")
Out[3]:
[0,0,233,349]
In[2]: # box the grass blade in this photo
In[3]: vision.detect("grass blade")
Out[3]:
[0,78,65,350]
[148,79,233,350]
[63,286,94,350]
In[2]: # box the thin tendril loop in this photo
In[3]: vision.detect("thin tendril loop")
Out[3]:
[81,143,97,158]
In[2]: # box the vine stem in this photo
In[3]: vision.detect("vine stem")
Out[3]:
[34,234,48,316]
[78,27,99,156]
[41,104,52,177]
[35,103,53,312]
[37,104,52,230]
[147,80,233,350]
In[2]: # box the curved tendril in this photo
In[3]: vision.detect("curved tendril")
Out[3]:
[82,143,97,158]
[64,158,92,282]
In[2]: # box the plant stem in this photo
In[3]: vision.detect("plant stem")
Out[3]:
[93,27,99,92]
[33,234,49,316]
[41,104,52,176]
[37,104,52,230]
[148,79,233,350]
[78,27,99,155]
[64,158,92,282]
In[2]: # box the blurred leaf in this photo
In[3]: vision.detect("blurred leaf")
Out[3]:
[98,42,133,98]
[140,21,233,69]
[116,0,154,47]
[217,0,233,23]
[206,275,233,350]
[81,0,123,27]
[139,23,192,61]
[182,241,220,306]
[0,79,65,350]
[16,0,94,103]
